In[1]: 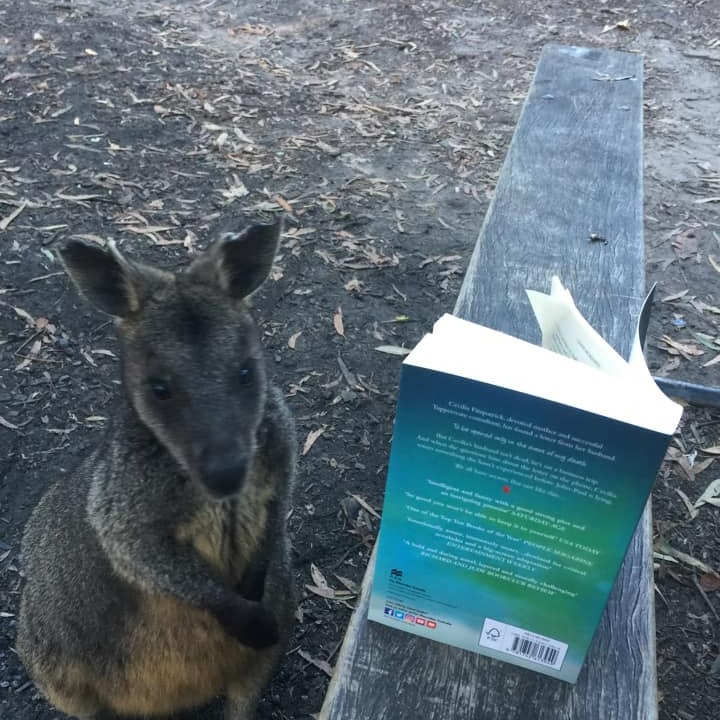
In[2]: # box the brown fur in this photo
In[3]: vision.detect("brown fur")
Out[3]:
[16,220,296,720]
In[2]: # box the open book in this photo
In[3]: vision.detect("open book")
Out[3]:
[368,278,682,683]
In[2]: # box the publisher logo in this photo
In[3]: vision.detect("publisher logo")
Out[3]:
[390,568,403,578]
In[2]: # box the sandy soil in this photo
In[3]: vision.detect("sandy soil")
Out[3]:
[1,2,718,719]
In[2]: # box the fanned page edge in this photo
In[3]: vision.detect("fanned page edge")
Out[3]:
[406,315,681,437]
[525,280,631,377]
[527,277,679,406]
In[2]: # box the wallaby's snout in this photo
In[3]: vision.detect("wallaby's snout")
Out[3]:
[199,441,252,498]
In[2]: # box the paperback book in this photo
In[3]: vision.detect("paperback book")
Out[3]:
[368,278,682,683]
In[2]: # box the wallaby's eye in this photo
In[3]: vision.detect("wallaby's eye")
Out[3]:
[238,365,253,386]
[148,377,172,400]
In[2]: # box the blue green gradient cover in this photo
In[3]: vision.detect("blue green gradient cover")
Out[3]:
[369,363,671,682]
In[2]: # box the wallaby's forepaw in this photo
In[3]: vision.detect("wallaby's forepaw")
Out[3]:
[255,417,271,448]
[211,597,279,650]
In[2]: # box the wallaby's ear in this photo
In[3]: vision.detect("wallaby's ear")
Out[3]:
[188,219,282,299]
[58,240,142,317]
[215,219,282,299]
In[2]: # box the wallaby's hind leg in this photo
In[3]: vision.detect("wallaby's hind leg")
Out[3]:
[225,682,263,720]
[224,653,276,720]
[225,694,257,720]
[88,711,119,720]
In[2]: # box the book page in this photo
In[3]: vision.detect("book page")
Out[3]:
[415,313,681,437]
[526,277,631,378]
[526,277,669,399]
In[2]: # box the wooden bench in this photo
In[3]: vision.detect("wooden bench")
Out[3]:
[319,45,655,720]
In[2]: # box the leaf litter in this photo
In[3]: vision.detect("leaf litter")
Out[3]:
[0,2,719,720]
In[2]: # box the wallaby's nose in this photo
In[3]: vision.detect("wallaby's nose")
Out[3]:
[200,449,248,497]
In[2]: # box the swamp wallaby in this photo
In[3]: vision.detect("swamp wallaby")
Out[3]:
[16,219,296,720]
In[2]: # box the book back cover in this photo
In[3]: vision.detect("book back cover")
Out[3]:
[369,362,672,682]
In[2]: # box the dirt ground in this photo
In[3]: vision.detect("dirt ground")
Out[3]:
[0,1,718,719]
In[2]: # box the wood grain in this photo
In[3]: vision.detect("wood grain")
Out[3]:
[320,45,654,720]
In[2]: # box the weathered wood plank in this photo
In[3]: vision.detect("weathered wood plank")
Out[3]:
[320,45,653,720]
[455,46,645,356]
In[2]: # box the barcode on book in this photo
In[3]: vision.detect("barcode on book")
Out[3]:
[509,634,560,666]
[478,618,568,670]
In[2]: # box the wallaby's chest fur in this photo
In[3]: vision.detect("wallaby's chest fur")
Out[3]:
[176,468,274,584]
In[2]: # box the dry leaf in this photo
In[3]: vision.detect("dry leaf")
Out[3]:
[656,356,681,375]
[344,277,364,293]
[275,195,293,214]
[81,349,97,367]
[654,538,717,575]
[661,289,689,302]
[125,225,174,235]
[15,339,42,371]
[284,227,316,238]
[0,415,20,430]
[288,331,302,349]
[374,345,411,356]
[700,573,720,591]
[304,577,355,602]
[660,335,704,359]
[317,140,341,156]
[13,306,35,326]
[349,493,381,519]
[693,457,715,476]
[298,649,334,678]
[56,192,105,203]
[674,454,695,484]
[0,201,26,230]
[310,563,330,590]
[220,177,249,200]
[183,230,198,253]
[691,299,720,315]
[675,488,699,520]
[302,425,327,456]
[333,306,345,337]
[671,230,699,260]
[694,478,720,508]
[601,19,632,34]
[305,584,336,599]
[334,575,360,594]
